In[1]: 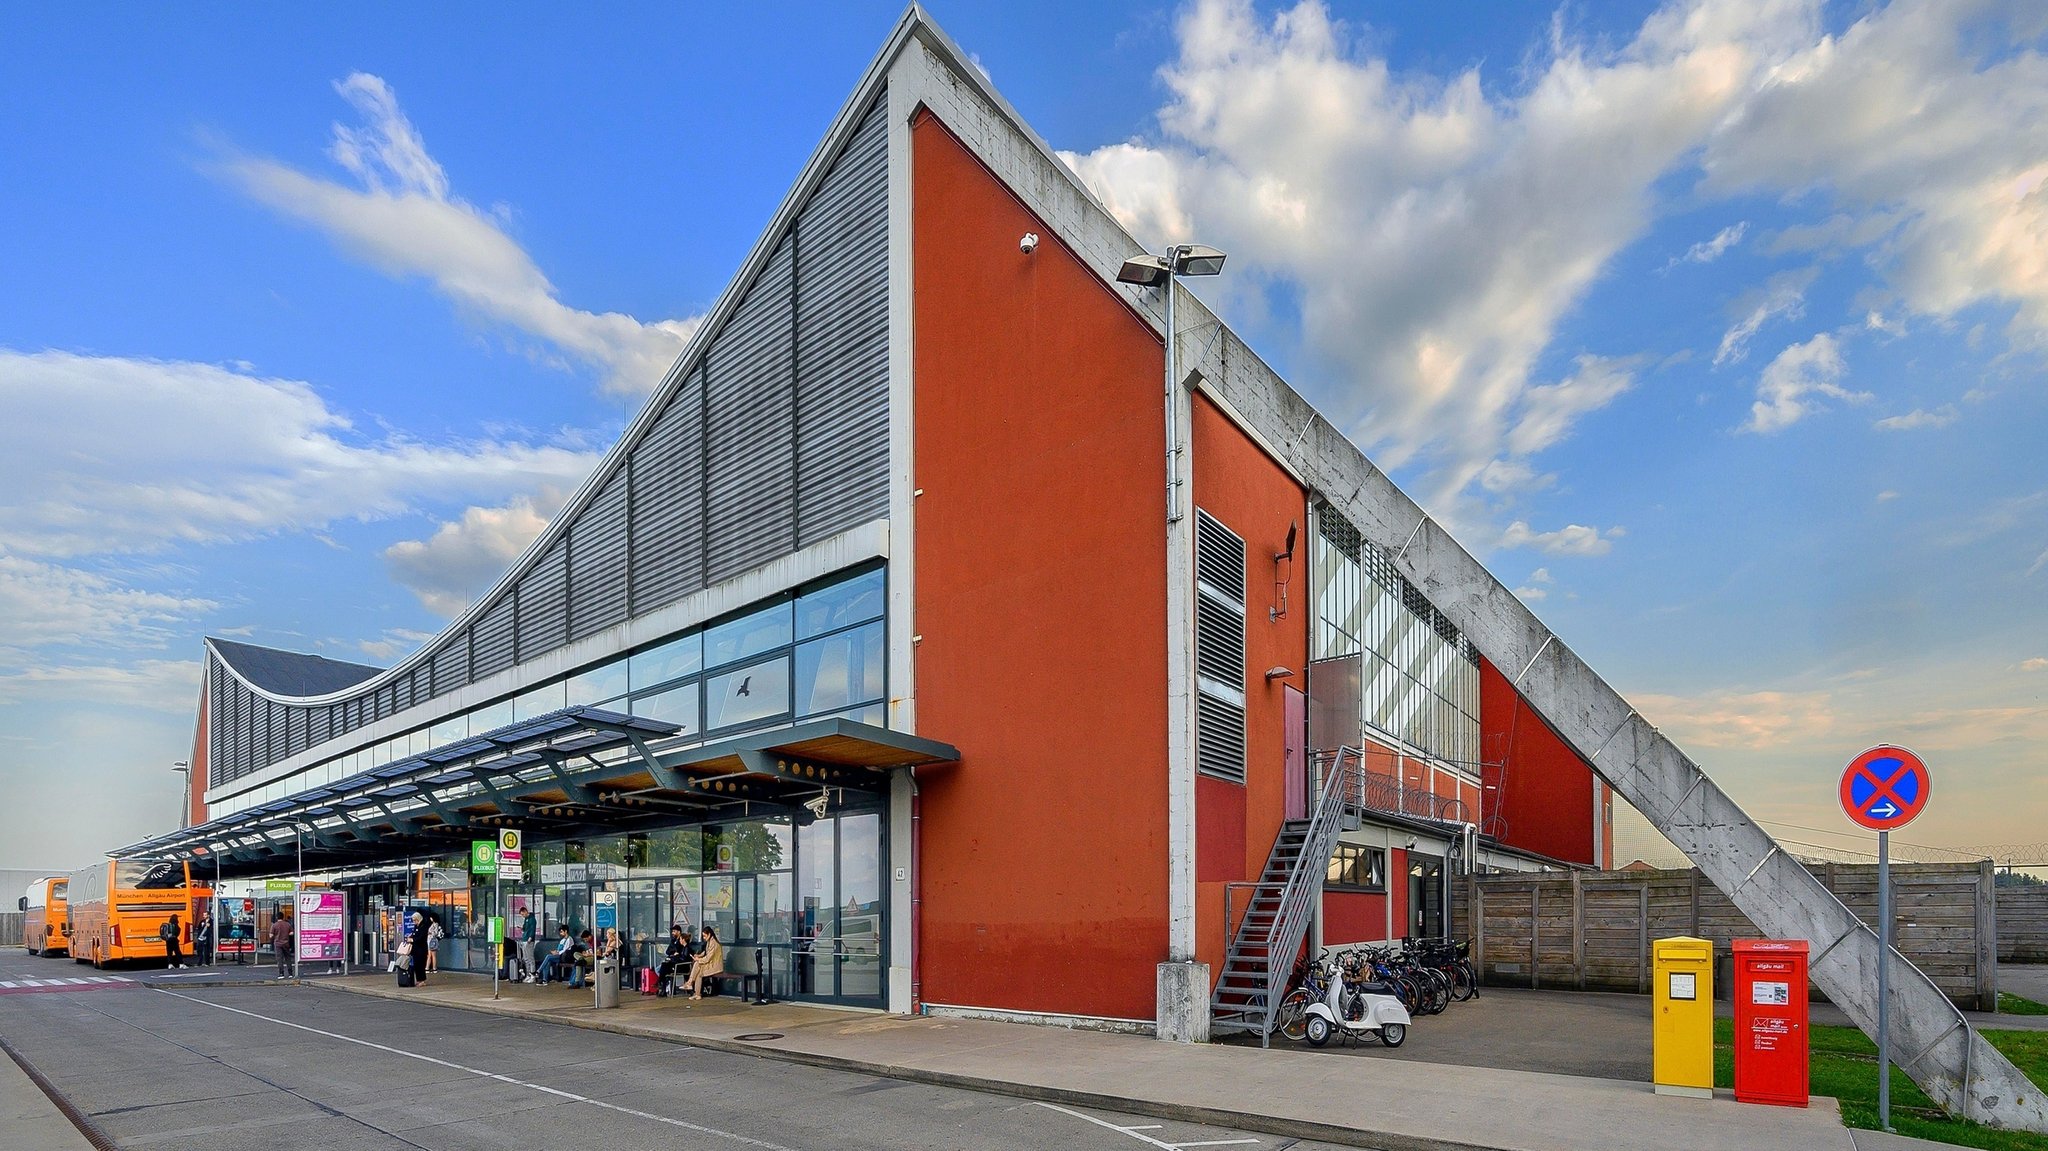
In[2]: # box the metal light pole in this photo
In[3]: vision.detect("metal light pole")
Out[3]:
[294,827,304,985]
[172,762,190,830]
[1118,243,1226,1040]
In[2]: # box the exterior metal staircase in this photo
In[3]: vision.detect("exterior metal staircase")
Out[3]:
[1209,746,1359,1046]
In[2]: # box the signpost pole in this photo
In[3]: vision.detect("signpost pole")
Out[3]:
[1879,827,1892,1133]
[493,868,502,1001]
[294,828,303,986]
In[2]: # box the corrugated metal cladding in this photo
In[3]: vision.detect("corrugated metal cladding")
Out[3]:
[207,89,892,790]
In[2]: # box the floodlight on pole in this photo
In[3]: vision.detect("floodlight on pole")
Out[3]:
[172,761,191,830]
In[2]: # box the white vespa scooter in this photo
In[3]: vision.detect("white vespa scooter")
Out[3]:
[1302,952,1410,1048]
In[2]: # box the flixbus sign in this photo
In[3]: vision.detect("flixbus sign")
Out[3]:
[470,840,496,875]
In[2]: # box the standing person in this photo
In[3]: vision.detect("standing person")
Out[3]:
[408,912,434,987]
[160,914,186,969]
[518,907,539,982]
[194,910,215,966]
[269,909,294,979]
[425,916,444,974]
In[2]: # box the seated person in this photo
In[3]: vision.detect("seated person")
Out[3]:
[532,926,574,985]
[565,930,595,989]
[657,924,691,996]
[684,925,724,1001]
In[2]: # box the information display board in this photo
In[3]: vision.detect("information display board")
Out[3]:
[295,891,346,962]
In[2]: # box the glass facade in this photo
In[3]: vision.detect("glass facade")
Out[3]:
[1310,504,1480,769]
[356,804,888,1007]
[214,565,887,818]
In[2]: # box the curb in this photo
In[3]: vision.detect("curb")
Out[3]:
[312,979,1499,1151]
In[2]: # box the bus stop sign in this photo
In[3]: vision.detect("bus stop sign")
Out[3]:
[1839,745,1930,831]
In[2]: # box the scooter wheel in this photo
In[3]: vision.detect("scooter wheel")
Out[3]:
[1306,1015,1331,1047]
[1380,1022,1406,1048]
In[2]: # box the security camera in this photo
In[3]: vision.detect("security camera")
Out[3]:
[1019,232,1039,254]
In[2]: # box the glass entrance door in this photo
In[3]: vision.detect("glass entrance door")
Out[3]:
[792,808,885,1006]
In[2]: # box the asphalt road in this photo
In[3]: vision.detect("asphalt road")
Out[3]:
[0,951,1354,1151]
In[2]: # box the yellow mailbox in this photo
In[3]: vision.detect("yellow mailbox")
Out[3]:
[1652,935,1715,1098]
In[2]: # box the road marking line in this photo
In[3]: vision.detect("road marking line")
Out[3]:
[1173,1142,1261,1148]
[0,982,15,988]
[67,978,93,985]
[1034,1102,1259,1150]
[86,977,113,983]
[1121,1125,1164,1131]
[152,989,795,1151]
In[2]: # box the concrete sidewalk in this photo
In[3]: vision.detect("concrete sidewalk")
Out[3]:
[0,1041,95,1150]
[321,972,1854,1151]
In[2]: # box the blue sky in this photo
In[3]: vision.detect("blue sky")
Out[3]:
[2,1,2043,869]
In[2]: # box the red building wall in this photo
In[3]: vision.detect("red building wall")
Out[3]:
[1189,393,1308,980]
[1479,656,1601,865]
[1322,889,1389,944]
[911,111,1173,1021]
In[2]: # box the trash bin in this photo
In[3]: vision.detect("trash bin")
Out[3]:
[595,959,620,1009]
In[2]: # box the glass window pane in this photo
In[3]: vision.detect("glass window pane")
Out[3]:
[628,633,701,691]
[470,698,514,735]
[796,568,884,639]
[704,602,792,669]
[795,622,884,718]
[630,681,700,736]
[514,681,567,721]
[429,715,466,748]
[566,658,629,706]
[704,656,789,731]
[758,873,792,945]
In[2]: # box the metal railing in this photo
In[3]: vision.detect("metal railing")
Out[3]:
[1311,750,1470,826]
[1231,745,1361,1045]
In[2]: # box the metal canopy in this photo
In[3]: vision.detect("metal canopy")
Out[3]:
[114,709,958,881]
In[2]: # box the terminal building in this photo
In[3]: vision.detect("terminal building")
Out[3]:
[124,8,1614,1034]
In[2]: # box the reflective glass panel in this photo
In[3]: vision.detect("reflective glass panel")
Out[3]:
[469,698,514,735]
[795,622,884,718]
[628,633,701,692]
[796,568,884,639]
[429,715,466,748]
[566,658,629,706]
[704,657,789,731]
[630,681,700,735]
[704,602,792,669]
[513,681,567,721]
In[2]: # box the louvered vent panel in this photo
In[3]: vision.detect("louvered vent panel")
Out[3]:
[433,645,468,696]
[519,539,569,658]
[629,372,709,613]
[707,236,797,585]
[1196,694,1248,785]
[471,595,518,680]
[1194,510,1247,784]
[795,92,890,546]
[569,468,631,640]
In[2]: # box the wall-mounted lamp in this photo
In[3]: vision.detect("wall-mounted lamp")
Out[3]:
[1270,520,1297,622]
[1264,666,1295,682]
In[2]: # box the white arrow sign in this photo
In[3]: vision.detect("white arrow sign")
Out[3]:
[1870,801,1899,818]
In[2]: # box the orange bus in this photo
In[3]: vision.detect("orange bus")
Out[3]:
[65,859,212,968]
[16,876,70,957]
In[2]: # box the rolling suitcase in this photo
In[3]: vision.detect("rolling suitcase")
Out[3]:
[397,968,415,988]
[638,966,658,995]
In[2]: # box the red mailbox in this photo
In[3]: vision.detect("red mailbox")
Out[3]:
[1733,939,1810,1106]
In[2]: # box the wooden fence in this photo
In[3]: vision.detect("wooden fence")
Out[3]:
[1451,862,1997,1010]
[1997,887,2048,963]
[0,911,21,948]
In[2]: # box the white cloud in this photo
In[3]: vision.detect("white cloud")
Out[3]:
[1714,268,1812,365]
[383,491,566,617]
[1634,687,1838,751]
[1874,404,1958,430]
[357,628,437,663]
[1513,568,1554,601]
[222,73,699,397]
[0,658,200,713]
[0,556,213,656]
[1876,489,1900,502]
[1506,354,1637,458]
[2020,657,2048,672]
[1865,310,1906,337]
[1743,331,1868,433]
[0,349,600,559]
[1667,220,1748,269]
[1062,0,1814,513]
[1701,1,2048,344]
[1499,520,1623,557]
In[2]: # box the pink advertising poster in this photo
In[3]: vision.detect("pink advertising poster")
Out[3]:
[296,891,345,961]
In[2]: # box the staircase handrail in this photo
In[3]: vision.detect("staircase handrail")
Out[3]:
[1246,744,1360,1037]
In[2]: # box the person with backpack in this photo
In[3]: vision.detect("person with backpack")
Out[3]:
[160,914,186,969]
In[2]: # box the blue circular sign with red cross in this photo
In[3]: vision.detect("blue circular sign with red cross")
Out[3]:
[1839,745,1931,831]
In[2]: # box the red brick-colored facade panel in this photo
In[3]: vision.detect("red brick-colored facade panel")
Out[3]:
[912,111,1172,1021]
